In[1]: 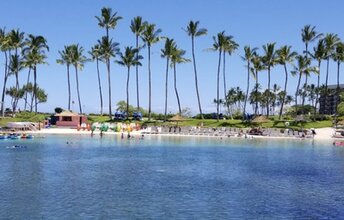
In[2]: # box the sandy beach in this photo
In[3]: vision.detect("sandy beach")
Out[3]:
[24,127,340,141]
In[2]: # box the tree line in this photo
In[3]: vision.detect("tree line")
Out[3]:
[2,7,344,122]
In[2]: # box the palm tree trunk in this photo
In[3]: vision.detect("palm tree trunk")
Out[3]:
[164,58,169,122]
[174,63,182,115]
[335,61,340,127]
[1,51,8,117]
[96,58,103,115]
[314,60,321,115]
[267,67,271,117]
[67,64,71,111]
[191,37,204,120]
[126,66,130,120]
[255,71,259,115]
[324,58,330,113]
[135,35,140,111]
[216,50,222,121]
[34,66,38,113]
[279,64,288,119]
[243,62,250,119]
[148,46,152,121]
[223,52,229,114]
[24,68,31,111]
[301,74,308,115]
[75,65,82,114]
[107,58,112,119]
[295,72,302,115]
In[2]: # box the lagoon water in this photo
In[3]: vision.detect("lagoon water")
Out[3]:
[0,135,344,219]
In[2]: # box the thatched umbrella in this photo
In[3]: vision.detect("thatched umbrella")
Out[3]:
[252,116,269,124]
[168,114,186,126]
[294,115,307,131]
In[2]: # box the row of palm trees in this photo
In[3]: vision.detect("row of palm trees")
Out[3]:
[56,8,344,122]
[0,28,49,115]
[2,7,344,122]
[57,8,207,121]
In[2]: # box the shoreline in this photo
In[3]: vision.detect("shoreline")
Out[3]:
[19,127,342,142]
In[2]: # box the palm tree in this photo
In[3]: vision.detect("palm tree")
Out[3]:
[57,45,73,110]
[130,16,147,111]
[211,31,228,121]
[251,52,264,115]
[223,36,239,107]
[324,33,340,109]
[23,34,49,113]
[262,42,277,117]
[161,38,176,121]
[116,46,143,119]
[0,28,11,117]
[301,25,322,114]
[8,29,25,92]
[276,45,297,119]
[241,46,257,119]
[95,7,122,38]
[170,44,190,115]
[89,44,104,115]
[141,23,161,121]
[333,42,344,124]
[98,36,120,119]
[291,55,315,115]
[70,44,87,114]
[185,20,207,120]
[8,54,24,112]
[311,39,326,114]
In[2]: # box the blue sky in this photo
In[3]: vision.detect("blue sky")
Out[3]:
[0,0,343,114]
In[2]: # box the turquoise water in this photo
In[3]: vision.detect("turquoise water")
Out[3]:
[0,135,344,219]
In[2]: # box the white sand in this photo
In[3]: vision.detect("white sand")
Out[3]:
[24,127,339,141]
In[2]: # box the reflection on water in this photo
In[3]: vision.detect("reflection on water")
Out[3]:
[0,135,343,219]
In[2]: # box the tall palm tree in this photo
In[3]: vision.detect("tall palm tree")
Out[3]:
[70,44,87,114]
[185,20,207,120]
[23,34,49,113]
[161,38,176,121]
[141,23,161,121]
[89,44,104,115]
[57,45,73,110]
[210,31,228,121]
[276,45,297,119]
[291,55,315,115]
[324,33,340,109]
[95,7,122,38]
[301,25,322,114]
[223,36,239,113]
[8,54,24,112]
[251,52,264,115]
[241,46,257,119]
[98,36,120,119]
[170,44,190,115]
[0,28,11,116]
[116,46,142,119]
[262,42,276,117]
[333,42,344,123]
[130,16,147,111]
[311,39,326,114]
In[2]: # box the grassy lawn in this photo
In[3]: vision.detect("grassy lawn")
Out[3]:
[0,113,335,130]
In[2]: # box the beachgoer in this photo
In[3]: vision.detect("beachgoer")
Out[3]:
[121,133,124,139]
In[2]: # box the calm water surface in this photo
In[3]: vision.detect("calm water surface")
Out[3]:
[0,135,344,219]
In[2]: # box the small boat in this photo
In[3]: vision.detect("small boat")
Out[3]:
[9,134,21,139]
[334,141,344,146]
